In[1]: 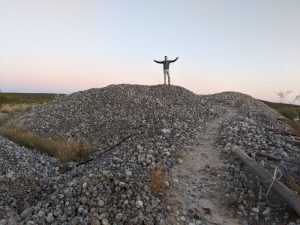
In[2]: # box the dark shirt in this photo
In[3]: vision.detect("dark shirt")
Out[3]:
[154,57,178,69]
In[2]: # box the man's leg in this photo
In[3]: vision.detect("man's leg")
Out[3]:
[166,69,170,85]
[163,69,167,85]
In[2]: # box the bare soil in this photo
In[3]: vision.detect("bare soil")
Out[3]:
[168,107,241,225]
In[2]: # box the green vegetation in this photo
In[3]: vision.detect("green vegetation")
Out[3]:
[262,100,300,135]
[261,100,300,121]
[281,118,300,135]
[0,92,64,115]
[0,92,59,104]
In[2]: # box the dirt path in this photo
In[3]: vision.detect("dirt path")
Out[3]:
[167,107,241,225]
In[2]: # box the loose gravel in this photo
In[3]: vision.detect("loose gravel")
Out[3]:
[0,85,299,225]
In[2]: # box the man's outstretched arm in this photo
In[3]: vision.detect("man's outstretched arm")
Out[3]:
[170,57,179,63]
[154,60,163,64]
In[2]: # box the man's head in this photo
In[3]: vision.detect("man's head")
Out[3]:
[164,56,167,60]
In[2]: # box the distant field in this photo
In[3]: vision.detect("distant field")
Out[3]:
[1,92,299,120]
[0,92,62,104]
[262,100,300,120]
[261,100,300,135]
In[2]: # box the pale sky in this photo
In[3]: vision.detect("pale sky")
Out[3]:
[0,0,299,102]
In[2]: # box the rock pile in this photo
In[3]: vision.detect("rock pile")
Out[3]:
[217,92,300,225]
[0,137,60,216]
[1,85,299,225]
[15,84,217,148]
[2,85,219,224]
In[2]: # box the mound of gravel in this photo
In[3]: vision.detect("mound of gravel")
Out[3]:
[216,92,300,224]
[2,85,220,224]
[2,85,299,225]
[15,84,216,148]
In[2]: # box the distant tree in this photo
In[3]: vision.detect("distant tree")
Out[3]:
[274,90,293,103]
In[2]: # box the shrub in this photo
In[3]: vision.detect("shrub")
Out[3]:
[54,139,91,164]
[148,167,167,196]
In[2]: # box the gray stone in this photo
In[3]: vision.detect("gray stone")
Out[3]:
[21,208,33,219]
[91,218,101,225]
[115,213,123,221]
[98,200,105,207]
[46,213,55,223]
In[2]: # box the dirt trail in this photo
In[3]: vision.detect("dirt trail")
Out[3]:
[168,107,241,225]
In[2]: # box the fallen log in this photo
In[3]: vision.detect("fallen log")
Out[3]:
[232,145,300,216]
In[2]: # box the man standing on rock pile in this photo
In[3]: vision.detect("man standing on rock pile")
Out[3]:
[154,56,179,85]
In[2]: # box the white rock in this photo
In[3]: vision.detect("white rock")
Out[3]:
[164,181,170,187]
[136,200,143,208]
[252,207,259,213]
[101,218,110,225]
[161,128,171,134]
[173,178,179,183]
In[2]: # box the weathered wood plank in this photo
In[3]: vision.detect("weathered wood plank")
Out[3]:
[232,145,300,216]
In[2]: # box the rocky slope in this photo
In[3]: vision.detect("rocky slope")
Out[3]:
[15,84,217,148]
[1,85,299,225]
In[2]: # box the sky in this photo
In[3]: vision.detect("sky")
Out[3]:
[0,0,299,102]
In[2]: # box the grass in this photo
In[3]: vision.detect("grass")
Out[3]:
[261,100,300,135]
[0,126,91,163]
[262,100,300,121]
[0,103,34,115]
[280,118,300,135]
[0,117,9,127]
[148,167,167,196]
[0,92,60,115]
[0,92,59,104]
[0,92,92,164]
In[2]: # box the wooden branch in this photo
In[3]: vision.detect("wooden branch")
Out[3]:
[77,125,145,167]
[277,117,286,121]
[232,145,300,216]
[256,152,300,166]
[266,127,299,137]
[287,139,300,146]
[76,132,136,167]
[257,152,283,161]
